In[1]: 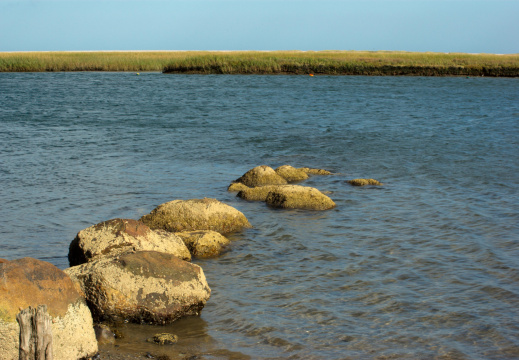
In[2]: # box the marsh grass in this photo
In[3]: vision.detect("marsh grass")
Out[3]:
[1,51,518,76]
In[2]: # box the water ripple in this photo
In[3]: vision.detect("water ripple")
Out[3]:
[1,73,518,359]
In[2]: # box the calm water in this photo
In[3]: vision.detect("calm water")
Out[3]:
[1,73,518,359]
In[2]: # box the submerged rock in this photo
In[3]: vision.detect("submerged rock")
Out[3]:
[275,165,309,182]
[146,333,179,345]
[347,178,383,186]
[227,182,250,192]
[176,230,231,258]
[265,185,336,210]
[298,167,332,175]
[94,323,116,345]
[64,251,211,325]
[68,218,191,266]
[0,258,97,360]
[140,198,252,234]
[234,165,288,187]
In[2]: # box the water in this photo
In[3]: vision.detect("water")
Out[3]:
[1,73,518,359]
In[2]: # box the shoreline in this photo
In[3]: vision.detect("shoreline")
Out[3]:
[1,50,518,76]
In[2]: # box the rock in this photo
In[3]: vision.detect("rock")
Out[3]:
[227,182,250,192]
[265,185,336,210]
[275,165,309,182]
[176,230,231,258]
[64,251,211,325]
[68,218,191,267]
[146,333,178,345]
[140,198,252,234]
[234,165,288,187]
[94,323,116,345]
[0,258,97,360]
[237,185,284,201]
[298,167,332,175]
[347,178,383,186]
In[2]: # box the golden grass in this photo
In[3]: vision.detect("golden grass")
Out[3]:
[1,51,518,76]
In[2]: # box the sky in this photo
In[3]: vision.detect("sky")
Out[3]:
[0,0,518,54]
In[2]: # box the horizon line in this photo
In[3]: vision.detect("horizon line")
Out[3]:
[0,50,514,56]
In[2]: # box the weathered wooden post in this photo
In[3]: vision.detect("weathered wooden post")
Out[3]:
[16,305,53,360]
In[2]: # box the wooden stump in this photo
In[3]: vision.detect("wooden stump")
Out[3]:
[16,305,53,360]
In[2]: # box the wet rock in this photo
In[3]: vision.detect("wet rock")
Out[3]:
[234,165,288,187]
[64,251,211,325]
[94,323,116,345]
[140,198,252,234]
[265,185,336,210]
[176,230,231,258]
[68,219,191,266]
[347,178,383,186]
[275,165,309,182]
[298,167,332,175]
[227,182,249,192]
[237,185,284,201]
[146,333,178,345]
[0,257,97,360]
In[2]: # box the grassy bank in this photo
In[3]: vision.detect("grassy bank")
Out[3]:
[1,51,519,76]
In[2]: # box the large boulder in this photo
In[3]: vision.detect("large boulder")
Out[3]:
[233,165,288,187]
[347,178,383,186]
[140,198,252,234]
[64,251,211,325]
[68,218,191,266]
[275,165,309,182]
[176,230,231,258]
[0,258,97,360]
[265,185,336,210]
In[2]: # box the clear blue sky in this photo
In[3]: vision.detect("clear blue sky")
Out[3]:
[1,0,518,53]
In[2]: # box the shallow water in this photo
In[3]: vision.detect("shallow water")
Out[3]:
[1,73,518,359]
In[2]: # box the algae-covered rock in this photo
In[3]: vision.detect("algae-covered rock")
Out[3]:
[227,182,250,192]
[140,198,252,234]
[64,251,211,324]
[0,258,98,360]
[298,167,333,175]
[176,230,231,258]
[68,218,191,266]
[265,185,336,210]
[147,333,179,345]
[347,178,383,186]
[234,165,288,187]
[275,165,309,182]
[237,185,284,202]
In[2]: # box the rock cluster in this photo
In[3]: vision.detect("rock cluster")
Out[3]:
[230,165,336,210]
[64,198,250,327]
[2,197,251,358]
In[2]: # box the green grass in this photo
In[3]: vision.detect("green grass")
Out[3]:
[1,51,518,76]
